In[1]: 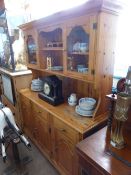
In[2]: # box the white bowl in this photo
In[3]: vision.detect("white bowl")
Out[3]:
[75,105,94,117]
[32,79,43,85]
[79,97,96,110]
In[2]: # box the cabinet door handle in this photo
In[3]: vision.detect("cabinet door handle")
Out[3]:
[38,111,42,114]
[59,128,66,132]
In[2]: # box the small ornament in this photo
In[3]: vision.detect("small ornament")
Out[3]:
[47,56,52,69]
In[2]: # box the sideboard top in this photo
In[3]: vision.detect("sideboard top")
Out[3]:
[19,88,107,134]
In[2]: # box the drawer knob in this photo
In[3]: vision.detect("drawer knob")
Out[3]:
[38,111,42,114]
[60,128,66,132]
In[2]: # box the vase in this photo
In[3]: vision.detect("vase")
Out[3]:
[111,92,131,149]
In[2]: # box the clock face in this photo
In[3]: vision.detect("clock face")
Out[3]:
[43,82,50,95]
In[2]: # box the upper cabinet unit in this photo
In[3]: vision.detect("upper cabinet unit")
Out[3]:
[20,0,123,117]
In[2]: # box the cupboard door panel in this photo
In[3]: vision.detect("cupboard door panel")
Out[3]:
[36,116,51,156]
[20,95,34,137]
[54,128,75,175]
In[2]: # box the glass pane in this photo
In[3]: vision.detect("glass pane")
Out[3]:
[67,26,89,74]
[27,35,37,64]
[40,28,63,48]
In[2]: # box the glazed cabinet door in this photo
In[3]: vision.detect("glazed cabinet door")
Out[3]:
[20,94,34,138]
[65,15,97,82]
[24,29,39,68]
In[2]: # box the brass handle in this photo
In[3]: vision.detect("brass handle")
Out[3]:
[59,128,66,132]
[38,111,42,114]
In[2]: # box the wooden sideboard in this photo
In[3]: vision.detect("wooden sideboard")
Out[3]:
[18,1,124,174]
[19,88,107,175]
[76,126,131,175]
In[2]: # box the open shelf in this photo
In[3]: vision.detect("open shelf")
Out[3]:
[41,47,64,51]
[70,51,89,55]
[44,69,64,76]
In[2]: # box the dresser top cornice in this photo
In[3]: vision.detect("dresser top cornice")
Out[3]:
[19,0,124,30]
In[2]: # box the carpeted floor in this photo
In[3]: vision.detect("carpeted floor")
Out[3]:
[0,140,59,175]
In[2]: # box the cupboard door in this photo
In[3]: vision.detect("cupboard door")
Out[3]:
[54,127,75,175]
[20,95,34,137]
[31,102,51,157]
[66,15,97,82]
[35,116,51,157]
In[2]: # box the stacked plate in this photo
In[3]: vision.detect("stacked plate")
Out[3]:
[31,78,43,92]
[50,66,63,71]
[75,97,96,117]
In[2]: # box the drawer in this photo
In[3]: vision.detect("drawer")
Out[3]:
[31,102,48,121]
[54,117,78,143]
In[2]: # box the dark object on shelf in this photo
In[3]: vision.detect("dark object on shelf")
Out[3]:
[106,94,117,131]
[38,75,64,106]
[117,78,126,93]
[125,66,131,95]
